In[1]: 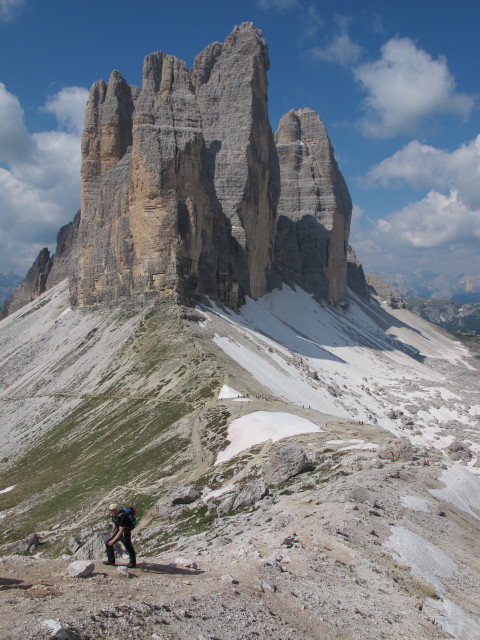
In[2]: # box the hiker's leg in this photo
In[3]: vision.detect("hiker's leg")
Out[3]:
[105,534,116,563]
[121,531,136,565]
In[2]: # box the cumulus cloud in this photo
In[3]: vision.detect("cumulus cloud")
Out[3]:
[0,84,88,274]
[352,135,480,276]
[311,15,363,66]
[0,0,24,23]
[0,83,32,162]
[354,37,475,138]
[43,86,88,134]
[365,136,480,210]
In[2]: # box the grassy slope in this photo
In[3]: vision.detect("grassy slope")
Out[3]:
[0,306,228,549]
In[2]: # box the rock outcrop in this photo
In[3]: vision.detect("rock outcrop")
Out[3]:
[274,108,353,303]
[5,23,367,314]
[2,248,52,316]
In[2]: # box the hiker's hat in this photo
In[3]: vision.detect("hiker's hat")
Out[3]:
[109,504,119,511]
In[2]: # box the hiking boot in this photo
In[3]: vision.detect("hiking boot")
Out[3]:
[127,562,136,568]
[103,560,115,566]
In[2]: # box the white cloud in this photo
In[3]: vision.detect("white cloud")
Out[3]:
[354,37,475,138]
[0,0,24,23]
[0,83,32,162]
[375,189,479,249]
[0,84,88,275]
[365,135,480,210]
[43,86,88,134]
[311,15,363,66]
[352,134,480,276]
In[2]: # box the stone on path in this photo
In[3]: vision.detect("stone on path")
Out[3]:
[67,560,94,578]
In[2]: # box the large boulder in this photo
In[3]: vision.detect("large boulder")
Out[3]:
[217,479,269,516]
[169,484,201,505]
[263,441,312,486]
[67,561,94,578]
[378,437,413,461]
[72,532,111,561]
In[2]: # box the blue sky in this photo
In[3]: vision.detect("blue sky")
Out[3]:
[0,0,479,280]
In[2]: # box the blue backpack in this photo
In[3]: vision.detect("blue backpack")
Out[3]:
[121,507,137,530]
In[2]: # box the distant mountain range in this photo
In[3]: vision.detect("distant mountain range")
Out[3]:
[366,272,480,334]
[379,270,480,303]
[0,271,22,307]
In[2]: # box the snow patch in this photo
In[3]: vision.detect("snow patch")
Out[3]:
[400,495,432,513]
[424,597,480,640]
[203,485,237,501]
[215,411,322,464]
[384,525,457,593]
[0,485,16,494]
[218,385,244,399]
[430,464,480,520]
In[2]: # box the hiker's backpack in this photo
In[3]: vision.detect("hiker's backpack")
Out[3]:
[121,507,137,530]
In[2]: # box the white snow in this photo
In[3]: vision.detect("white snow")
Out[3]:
[384,525,457,593]
[326,439,378,451]
[430,464,480,520]
[215,411,322,464]
[425,597,480,640]
[400,495,432,512]
[0,485,16,494]
[198,285,477,452]
[218,385,244,399]
[203,485,237,501]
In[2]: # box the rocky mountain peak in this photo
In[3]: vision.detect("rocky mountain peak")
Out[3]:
[4,23,367,315]
[275,108,353,302]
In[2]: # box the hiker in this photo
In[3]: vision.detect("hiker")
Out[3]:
[104,504,136,568]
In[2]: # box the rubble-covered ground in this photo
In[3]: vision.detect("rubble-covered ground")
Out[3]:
[0,282,479,639]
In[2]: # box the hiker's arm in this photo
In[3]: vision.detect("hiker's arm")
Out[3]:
[108,526,125,545]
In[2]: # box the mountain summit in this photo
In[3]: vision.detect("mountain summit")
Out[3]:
[4,23,366,315]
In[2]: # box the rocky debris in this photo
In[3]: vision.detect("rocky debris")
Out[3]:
[117,566,129,577]
[1,450,480,639]
[262,441,312,486]
[216,479,269,516]
[42,619,79,639]
[378,437,413,461]
[348,487,375,505]
[17,533,41,554]
[446,439,473,462]
[259,578,277,592]
[68,536,82,554]
[67,560,94,578]
[169,483,201,505]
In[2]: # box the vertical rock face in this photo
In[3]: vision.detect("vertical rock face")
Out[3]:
[194,23,279,301]
[274,108,352,303]
[46,212,81,289]
[71,23,279,308]
[2,248,52,316]
[347,245,370,298]
[6,23,368,314]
